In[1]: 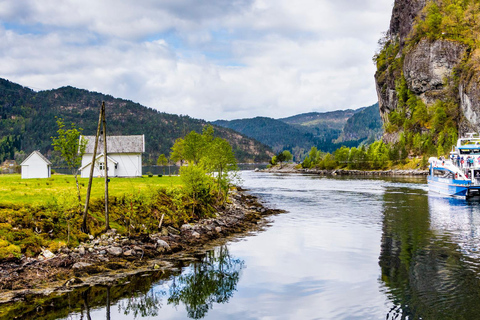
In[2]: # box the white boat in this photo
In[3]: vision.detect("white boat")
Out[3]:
[428,133,480,198]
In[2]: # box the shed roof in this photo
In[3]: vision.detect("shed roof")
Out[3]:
[21,151,52,166]
[82,135,145,154]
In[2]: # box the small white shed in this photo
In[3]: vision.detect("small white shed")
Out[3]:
[21,151,52,179]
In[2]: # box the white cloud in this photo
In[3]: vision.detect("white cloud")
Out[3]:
[0,0,394,121]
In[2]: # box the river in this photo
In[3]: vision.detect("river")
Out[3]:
[6,171,480,319]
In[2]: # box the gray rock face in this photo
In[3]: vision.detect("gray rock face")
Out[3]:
[389,0,426,48]
[404,39,467,102]
[460,79,480,133]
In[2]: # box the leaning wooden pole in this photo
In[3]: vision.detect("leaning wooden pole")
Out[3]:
[102,103,110,231]
[82,102,103,233]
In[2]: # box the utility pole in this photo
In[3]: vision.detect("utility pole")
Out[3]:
[82,102,104,233]
[102,104,109,231]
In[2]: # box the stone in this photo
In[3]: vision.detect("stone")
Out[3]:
[192,231,200,239]
[78,247,86,255]
[72,262,93,269]
[156,239,171,252]
[88,235,94,240]
[41,249,55,259]
[88,248,94,253]
[133,246,143,251]
[107,247,123,256]
[123,249,134,256]
[181,224,193,231]
[215,227,222,233]
[98,250,107,255]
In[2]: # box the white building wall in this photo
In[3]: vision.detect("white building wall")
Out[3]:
[80,153,142,178]
[21,154,51,179]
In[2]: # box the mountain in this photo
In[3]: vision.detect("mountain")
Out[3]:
[213,105,383,159]
[336,103,382,143]
[0,78,273,164]
[213,117,320,154]
[374,0,480,155]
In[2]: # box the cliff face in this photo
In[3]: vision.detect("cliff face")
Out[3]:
[375,0,480,148]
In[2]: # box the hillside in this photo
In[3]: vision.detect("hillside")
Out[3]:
[213,105,383,159]
[213,117,320,154]
[0,78,273,164]
[374,0,480,156]
[336,103,383,143]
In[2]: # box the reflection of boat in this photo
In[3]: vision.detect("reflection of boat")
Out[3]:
[428,133,480,198]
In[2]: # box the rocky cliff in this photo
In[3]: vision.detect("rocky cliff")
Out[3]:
[375,0,480,153]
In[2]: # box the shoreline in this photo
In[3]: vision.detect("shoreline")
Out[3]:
[0,187,284,305]
[258,163,429,176]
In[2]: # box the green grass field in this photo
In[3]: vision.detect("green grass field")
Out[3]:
[0,174,182,206]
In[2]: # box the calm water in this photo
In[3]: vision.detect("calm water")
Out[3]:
[6,171,480,319]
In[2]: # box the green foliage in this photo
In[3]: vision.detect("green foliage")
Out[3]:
[156,154,168,166]
[180,165,215,218]
[0,239,21,259]
[172,125,238,212]
[51,118,87,171]
[411,0,478,46]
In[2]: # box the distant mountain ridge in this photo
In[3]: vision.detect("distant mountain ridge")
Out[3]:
[0,78,273,164]
[212,103,382,159]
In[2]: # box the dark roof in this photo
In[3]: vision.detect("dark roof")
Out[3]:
[82,135,145,154]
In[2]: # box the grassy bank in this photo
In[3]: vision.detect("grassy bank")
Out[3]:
[0,174,225,259]
[0,174,181,206]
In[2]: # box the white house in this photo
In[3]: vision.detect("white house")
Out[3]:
[21,151,52,179]
[79,135,145,178]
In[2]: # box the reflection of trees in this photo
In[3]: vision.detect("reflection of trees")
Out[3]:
[380,188,480,319]
[117,288,166,318]
[168,246,245,319]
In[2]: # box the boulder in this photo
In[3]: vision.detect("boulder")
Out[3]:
[106,247,123,256]
[72,262,93,270]
[156,240,171,252]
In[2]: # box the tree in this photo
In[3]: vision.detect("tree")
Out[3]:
[172,125,239,210]
[51,118,87,203]
[157,154,168,175]
[203,137,238,201]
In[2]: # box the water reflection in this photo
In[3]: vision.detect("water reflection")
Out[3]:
[380,188,480,319]
[167,246,244,319]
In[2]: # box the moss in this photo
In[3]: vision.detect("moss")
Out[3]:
[0,239,21,259]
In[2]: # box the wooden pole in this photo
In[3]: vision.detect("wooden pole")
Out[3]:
[82,102,103,233]
[102,103,109,231]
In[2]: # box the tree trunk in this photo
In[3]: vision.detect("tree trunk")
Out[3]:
[82,103,103,233]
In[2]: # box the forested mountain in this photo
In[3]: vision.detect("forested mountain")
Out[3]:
[0,78,273,164]
[213,104,383,159]
[213,117,320,154]
[336,103,382,144]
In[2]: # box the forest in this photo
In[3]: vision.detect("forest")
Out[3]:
[0,78,273,165]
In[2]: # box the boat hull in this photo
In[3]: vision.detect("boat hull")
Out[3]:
[428,176,480,198]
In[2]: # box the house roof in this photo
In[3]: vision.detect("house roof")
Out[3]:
[82,135,145,154]
[21,151,52,166]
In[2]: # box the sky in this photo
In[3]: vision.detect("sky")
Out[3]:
[0,0,394,121]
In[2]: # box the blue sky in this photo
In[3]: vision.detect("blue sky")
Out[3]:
[0,0,393,121]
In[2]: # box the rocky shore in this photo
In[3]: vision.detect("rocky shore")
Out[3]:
[0,187,284,304]
[259,163,428,176]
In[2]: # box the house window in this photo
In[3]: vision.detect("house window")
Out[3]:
[99,162,105,170]
[114,164,118,169]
